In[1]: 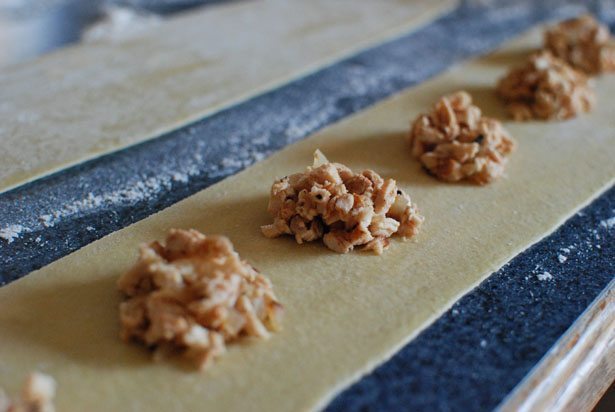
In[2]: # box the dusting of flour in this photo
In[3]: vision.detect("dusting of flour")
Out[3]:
[0,225,24,244]
[537,272,553,281]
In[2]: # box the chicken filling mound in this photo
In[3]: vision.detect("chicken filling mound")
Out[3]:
[497,50,595,121]
[545,14,615,75]
[409,91,516,184]
[118,229,283,369]
[261,151,423,254]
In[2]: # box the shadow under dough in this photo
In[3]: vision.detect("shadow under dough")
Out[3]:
[2,276,151,369]
[481,47,537,67]
[462,85,510,120]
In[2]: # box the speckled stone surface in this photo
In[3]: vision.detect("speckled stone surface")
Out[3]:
[0,1,613,411]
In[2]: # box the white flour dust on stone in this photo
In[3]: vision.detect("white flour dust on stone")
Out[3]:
[600,216,615,229]
[83,6,161,43]
[1,118,276,243]
[40,214,54,228]
[39,175,188,228]
[2,173,190,242]
[0,225,25,243]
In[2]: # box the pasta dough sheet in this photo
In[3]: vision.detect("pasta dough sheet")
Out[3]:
[0,0,454,193]
[0,29,613,412]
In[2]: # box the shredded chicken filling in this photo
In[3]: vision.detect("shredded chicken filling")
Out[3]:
[545,14,615,74]
[261,151,423,254]
[497,50,595,120]
[408,91,516,184]
[117,229,283,370]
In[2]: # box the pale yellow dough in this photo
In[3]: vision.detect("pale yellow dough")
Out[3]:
[0,29,614,412]
[0,0,454,193]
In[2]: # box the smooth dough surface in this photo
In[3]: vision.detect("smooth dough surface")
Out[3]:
[0,0,454,193]
[0,29,614,412]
